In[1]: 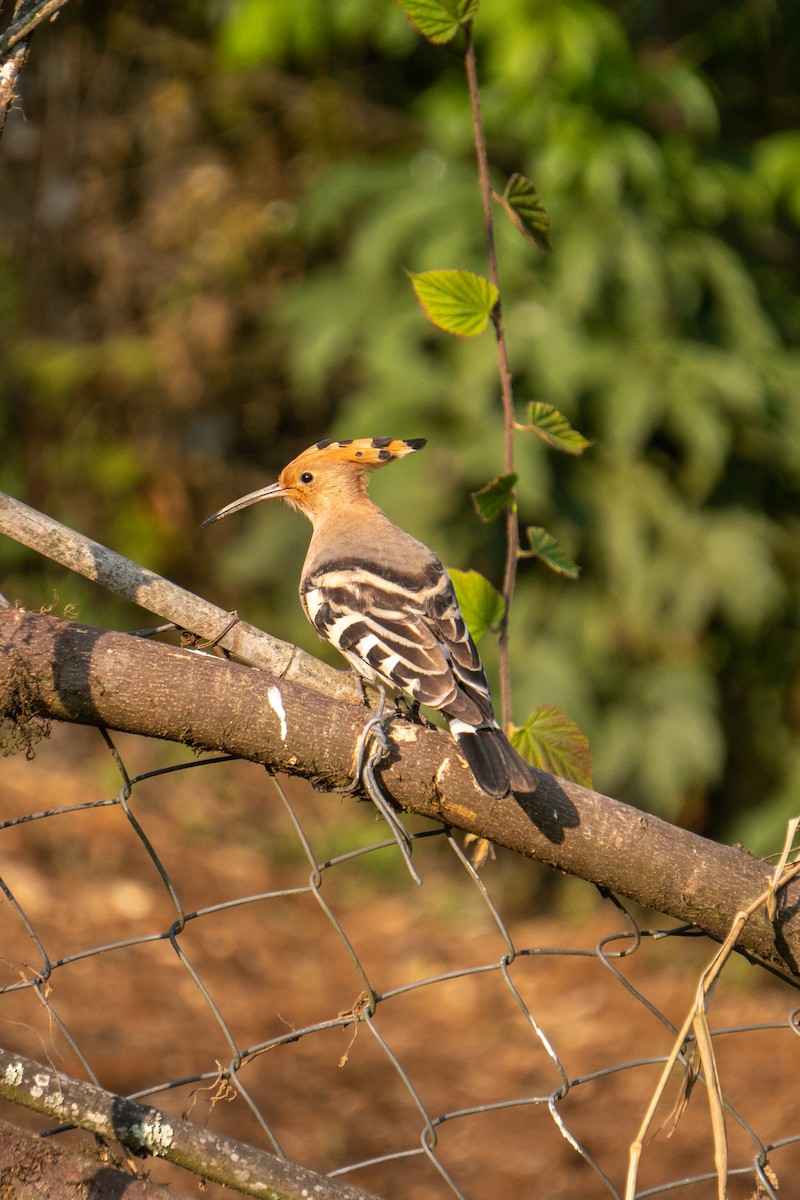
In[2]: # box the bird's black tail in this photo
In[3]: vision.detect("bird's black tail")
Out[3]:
[455,725,537,798]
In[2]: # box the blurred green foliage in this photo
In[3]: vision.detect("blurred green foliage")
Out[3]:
[1,0,799,849]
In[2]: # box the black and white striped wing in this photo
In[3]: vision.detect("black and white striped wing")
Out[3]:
[301,562,495,728]
[302,560,535,798]
[414,576,536,795]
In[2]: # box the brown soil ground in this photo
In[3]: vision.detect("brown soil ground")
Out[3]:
[0,724,797,1200]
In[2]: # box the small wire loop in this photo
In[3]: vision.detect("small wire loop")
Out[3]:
[196,610,240,651]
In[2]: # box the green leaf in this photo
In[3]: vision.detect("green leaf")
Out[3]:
[396,0,479,44]
[408,269,499,338]
[516,402,592,455]
[496,174,551,251]
[510,706,592,787]
[448,568,505,642]
[472,473,518,522]
[521,526,580,578]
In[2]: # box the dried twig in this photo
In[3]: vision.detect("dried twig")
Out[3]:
[625,822,800,1199]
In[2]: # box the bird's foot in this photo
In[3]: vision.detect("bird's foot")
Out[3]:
[348,669,370,708]
[392,695,416,722]
[393,696,434,728]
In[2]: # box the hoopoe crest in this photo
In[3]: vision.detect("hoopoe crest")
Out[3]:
[203,437,536,798]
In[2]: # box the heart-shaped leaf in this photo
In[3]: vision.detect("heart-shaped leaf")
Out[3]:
[408,269,499,338]
[510,705,592,786]
[396,0,479,44]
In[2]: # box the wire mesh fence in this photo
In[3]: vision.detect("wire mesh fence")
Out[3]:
[0,716,798,1199]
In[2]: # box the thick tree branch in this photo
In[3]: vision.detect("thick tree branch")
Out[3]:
[1,606,798,977]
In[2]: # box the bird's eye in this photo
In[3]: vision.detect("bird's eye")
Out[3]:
[300,471,314,484]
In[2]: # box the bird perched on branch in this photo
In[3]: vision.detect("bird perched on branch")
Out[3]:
[203,437,535,798]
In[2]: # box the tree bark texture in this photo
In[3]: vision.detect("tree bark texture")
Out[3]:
[0,1116,187,1199]
[1,606,797,976]
[0,1050,378,1200]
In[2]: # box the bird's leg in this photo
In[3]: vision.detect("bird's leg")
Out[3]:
[343,668,370,707]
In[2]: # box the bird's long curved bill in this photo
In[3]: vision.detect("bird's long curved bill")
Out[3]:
[201,482,285,528]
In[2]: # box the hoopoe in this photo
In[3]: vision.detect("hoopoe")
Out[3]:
[203,437,535,798]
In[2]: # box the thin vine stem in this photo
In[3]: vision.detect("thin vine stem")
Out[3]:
[463,21,519,731]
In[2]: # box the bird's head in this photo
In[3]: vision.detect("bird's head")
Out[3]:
[202,437,426,528]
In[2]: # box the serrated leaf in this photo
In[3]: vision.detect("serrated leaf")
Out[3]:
[522,526,580,578]
[396,0,478,44]
[510,705,592,786]
[408,269,499,338]
[472,473,518,522]
[516,402,592,456]
[496,173,551,251]
[448,568,505,642]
